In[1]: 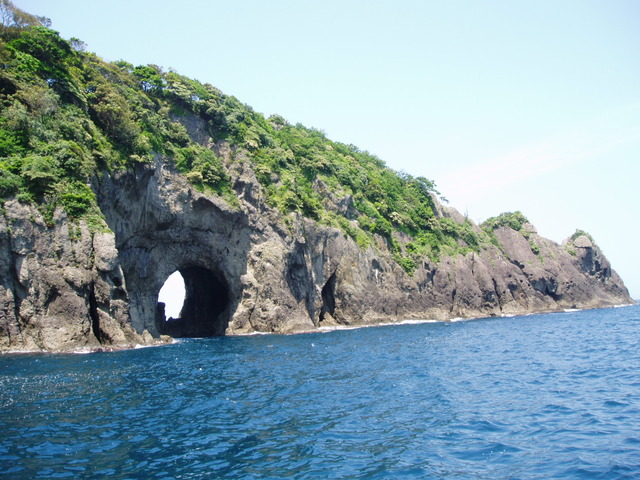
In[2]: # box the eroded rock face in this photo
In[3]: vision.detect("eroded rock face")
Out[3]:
[0,147,634,352]
[0,201,148,352]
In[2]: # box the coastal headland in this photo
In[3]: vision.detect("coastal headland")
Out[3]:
[0,6,633,352]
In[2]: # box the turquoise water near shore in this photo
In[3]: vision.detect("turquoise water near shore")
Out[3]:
[1,305,639,479]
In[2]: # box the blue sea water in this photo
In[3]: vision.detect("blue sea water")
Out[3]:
[1,305,639,480]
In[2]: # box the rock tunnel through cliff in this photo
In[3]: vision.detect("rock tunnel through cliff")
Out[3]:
[156,266,230,337]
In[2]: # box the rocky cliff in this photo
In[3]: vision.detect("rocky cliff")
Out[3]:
[0,21,634,352]
[0,132,633,352]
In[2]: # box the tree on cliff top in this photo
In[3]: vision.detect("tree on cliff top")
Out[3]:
[0,0,51,39]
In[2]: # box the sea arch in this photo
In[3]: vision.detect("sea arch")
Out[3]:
[155,264,233,337]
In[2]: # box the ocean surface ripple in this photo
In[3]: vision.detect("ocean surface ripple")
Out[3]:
[1,305,639,479]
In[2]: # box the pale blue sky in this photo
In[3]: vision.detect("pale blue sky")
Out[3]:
[17,0,640,299]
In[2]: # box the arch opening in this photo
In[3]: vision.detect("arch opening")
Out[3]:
[156,266,230,337]
[158,271,186,319]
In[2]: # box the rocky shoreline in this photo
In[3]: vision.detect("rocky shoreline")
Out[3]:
[3,303,637,355]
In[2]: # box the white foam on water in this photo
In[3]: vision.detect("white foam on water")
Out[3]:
[397,318,440,325]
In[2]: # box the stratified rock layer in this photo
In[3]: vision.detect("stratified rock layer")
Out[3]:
[0,144,633,352]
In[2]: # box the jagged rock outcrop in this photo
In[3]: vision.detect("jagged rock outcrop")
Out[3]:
[0,200,149,351]
[0,142,634,353]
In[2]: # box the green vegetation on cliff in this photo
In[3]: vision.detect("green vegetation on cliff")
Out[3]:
[0,2,487,272]
[481,211,530,233]
[481,211,542,258]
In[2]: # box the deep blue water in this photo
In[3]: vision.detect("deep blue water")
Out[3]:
[1,305,639,480]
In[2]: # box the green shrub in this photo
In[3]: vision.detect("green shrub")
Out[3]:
[59,182,95,218]
[20,155,59,197]
[530,239,540,255]
[482,211,529,232]
[0,167,22,197]
[570,229,593,243]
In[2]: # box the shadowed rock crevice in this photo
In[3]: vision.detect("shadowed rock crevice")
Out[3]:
[320,272,337,322]
[285,242,316,320]
[157,266,230,337]
[286,243,312,303]
[88,283,104,343]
